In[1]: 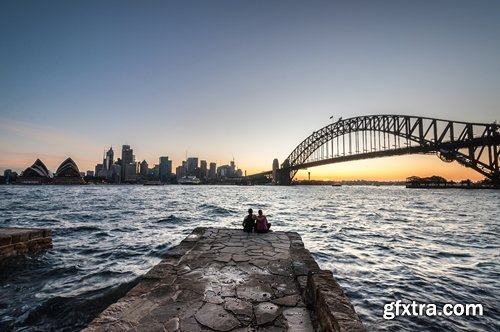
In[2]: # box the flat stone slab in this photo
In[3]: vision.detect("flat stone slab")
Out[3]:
[0,227,52,260]
[83,227,365,332]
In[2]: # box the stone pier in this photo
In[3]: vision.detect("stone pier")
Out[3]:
[84,228,365,332]
[0,227,52,261]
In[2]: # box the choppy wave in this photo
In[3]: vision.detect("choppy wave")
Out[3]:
[0,185,499,331]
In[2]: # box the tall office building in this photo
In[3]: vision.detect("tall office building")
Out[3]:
[104,147,114,170]
[187,157,198,176]
[200,160,207,180]
[159,156,172,183]
[102,147,114,179]
[230,160,236,177]
[140,160,149,178]
[209,162,217,179]
[121,145,136,182]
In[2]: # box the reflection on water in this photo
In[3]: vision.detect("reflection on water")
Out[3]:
[0,185,499,331]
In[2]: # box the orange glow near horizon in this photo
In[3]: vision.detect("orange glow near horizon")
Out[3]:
[291,154,485,182]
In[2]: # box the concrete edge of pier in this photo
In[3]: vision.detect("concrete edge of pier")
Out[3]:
[0,227,53,261]
[84,227,366,332]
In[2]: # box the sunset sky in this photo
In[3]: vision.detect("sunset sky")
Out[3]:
[1,1,499,181]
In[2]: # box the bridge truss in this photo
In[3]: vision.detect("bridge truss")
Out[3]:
[278,115,499,185]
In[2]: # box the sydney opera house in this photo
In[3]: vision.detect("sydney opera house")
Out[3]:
[17,158,85,184]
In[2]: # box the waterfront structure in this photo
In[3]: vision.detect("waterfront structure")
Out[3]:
[103,147,114,180]
[95,164,104,178]
[149,165,160,181]
[3,169,17,184]
[249,115,500,185]
[121,145,136,181]
[216,160,243,180]
[110,164,121,183]
[17,159,51,184]
[52,158,85,184]
[208,162,216,180]
[140,160,148,178]
[187,157,198,176]
[272,158,279,184]
[175,165,185,179]
[86,171,95,177]
[159,156,172,183]
[0,228,52,260]
[84,228,366,332]
[200,160,207,180]
[124,162,138,182]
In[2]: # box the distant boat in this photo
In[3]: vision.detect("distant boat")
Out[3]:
[331,183,342,187]
[177,176,201,185]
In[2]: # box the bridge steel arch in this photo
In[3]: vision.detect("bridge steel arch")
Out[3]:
[280,115,500,185]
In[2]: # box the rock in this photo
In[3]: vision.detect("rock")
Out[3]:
[283,307,314,331]
[164,317,180,331]
[194,303,240,331]
[224,297,253,317]
[254,302,281,325]
[204,290,224,304]
[237,284,273,302]
[272,294,300,307]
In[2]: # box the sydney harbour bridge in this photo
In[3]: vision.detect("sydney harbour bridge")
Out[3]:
[249,115,500,185]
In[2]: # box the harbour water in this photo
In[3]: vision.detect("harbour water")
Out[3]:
[0,185,498,331]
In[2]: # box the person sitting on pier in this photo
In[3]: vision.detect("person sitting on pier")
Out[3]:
[243,208,256,233]
[255,209,271,233]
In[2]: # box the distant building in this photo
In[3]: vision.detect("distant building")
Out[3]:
[280,159,290,185]
[149,164,160,181]
[159,157,172,182]
[52,158,85,184]
[217,165,231,178]
[95,163,104,178]
[200,160,207,180]
[209,162,217,179]
[187,157,198,176]
[124,162,138,182]
[110,164,121,183]
[176,165,186,179]
[140,160,149,178]
[121,145,135,181]
[3,169,18,184]
[86,170,95,177]
[230,160,236,177]
[272,158,279,184]
[18,159,51,184]
[103,147,114,179]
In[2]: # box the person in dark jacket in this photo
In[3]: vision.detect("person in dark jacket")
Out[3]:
[242,208,256,233]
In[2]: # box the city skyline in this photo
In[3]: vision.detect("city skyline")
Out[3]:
[1,1,500,181]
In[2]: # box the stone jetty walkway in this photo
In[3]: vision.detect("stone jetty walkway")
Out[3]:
[84,228,365,332]
[0,227,52,261]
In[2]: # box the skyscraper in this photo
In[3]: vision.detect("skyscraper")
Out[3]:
[104,147,114,180]
[200,160,207,180]
[121,145,136,182]
[209,162,216,179]
[159,156,171,183]
[140,160,149,178]
[187,157,198,177]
